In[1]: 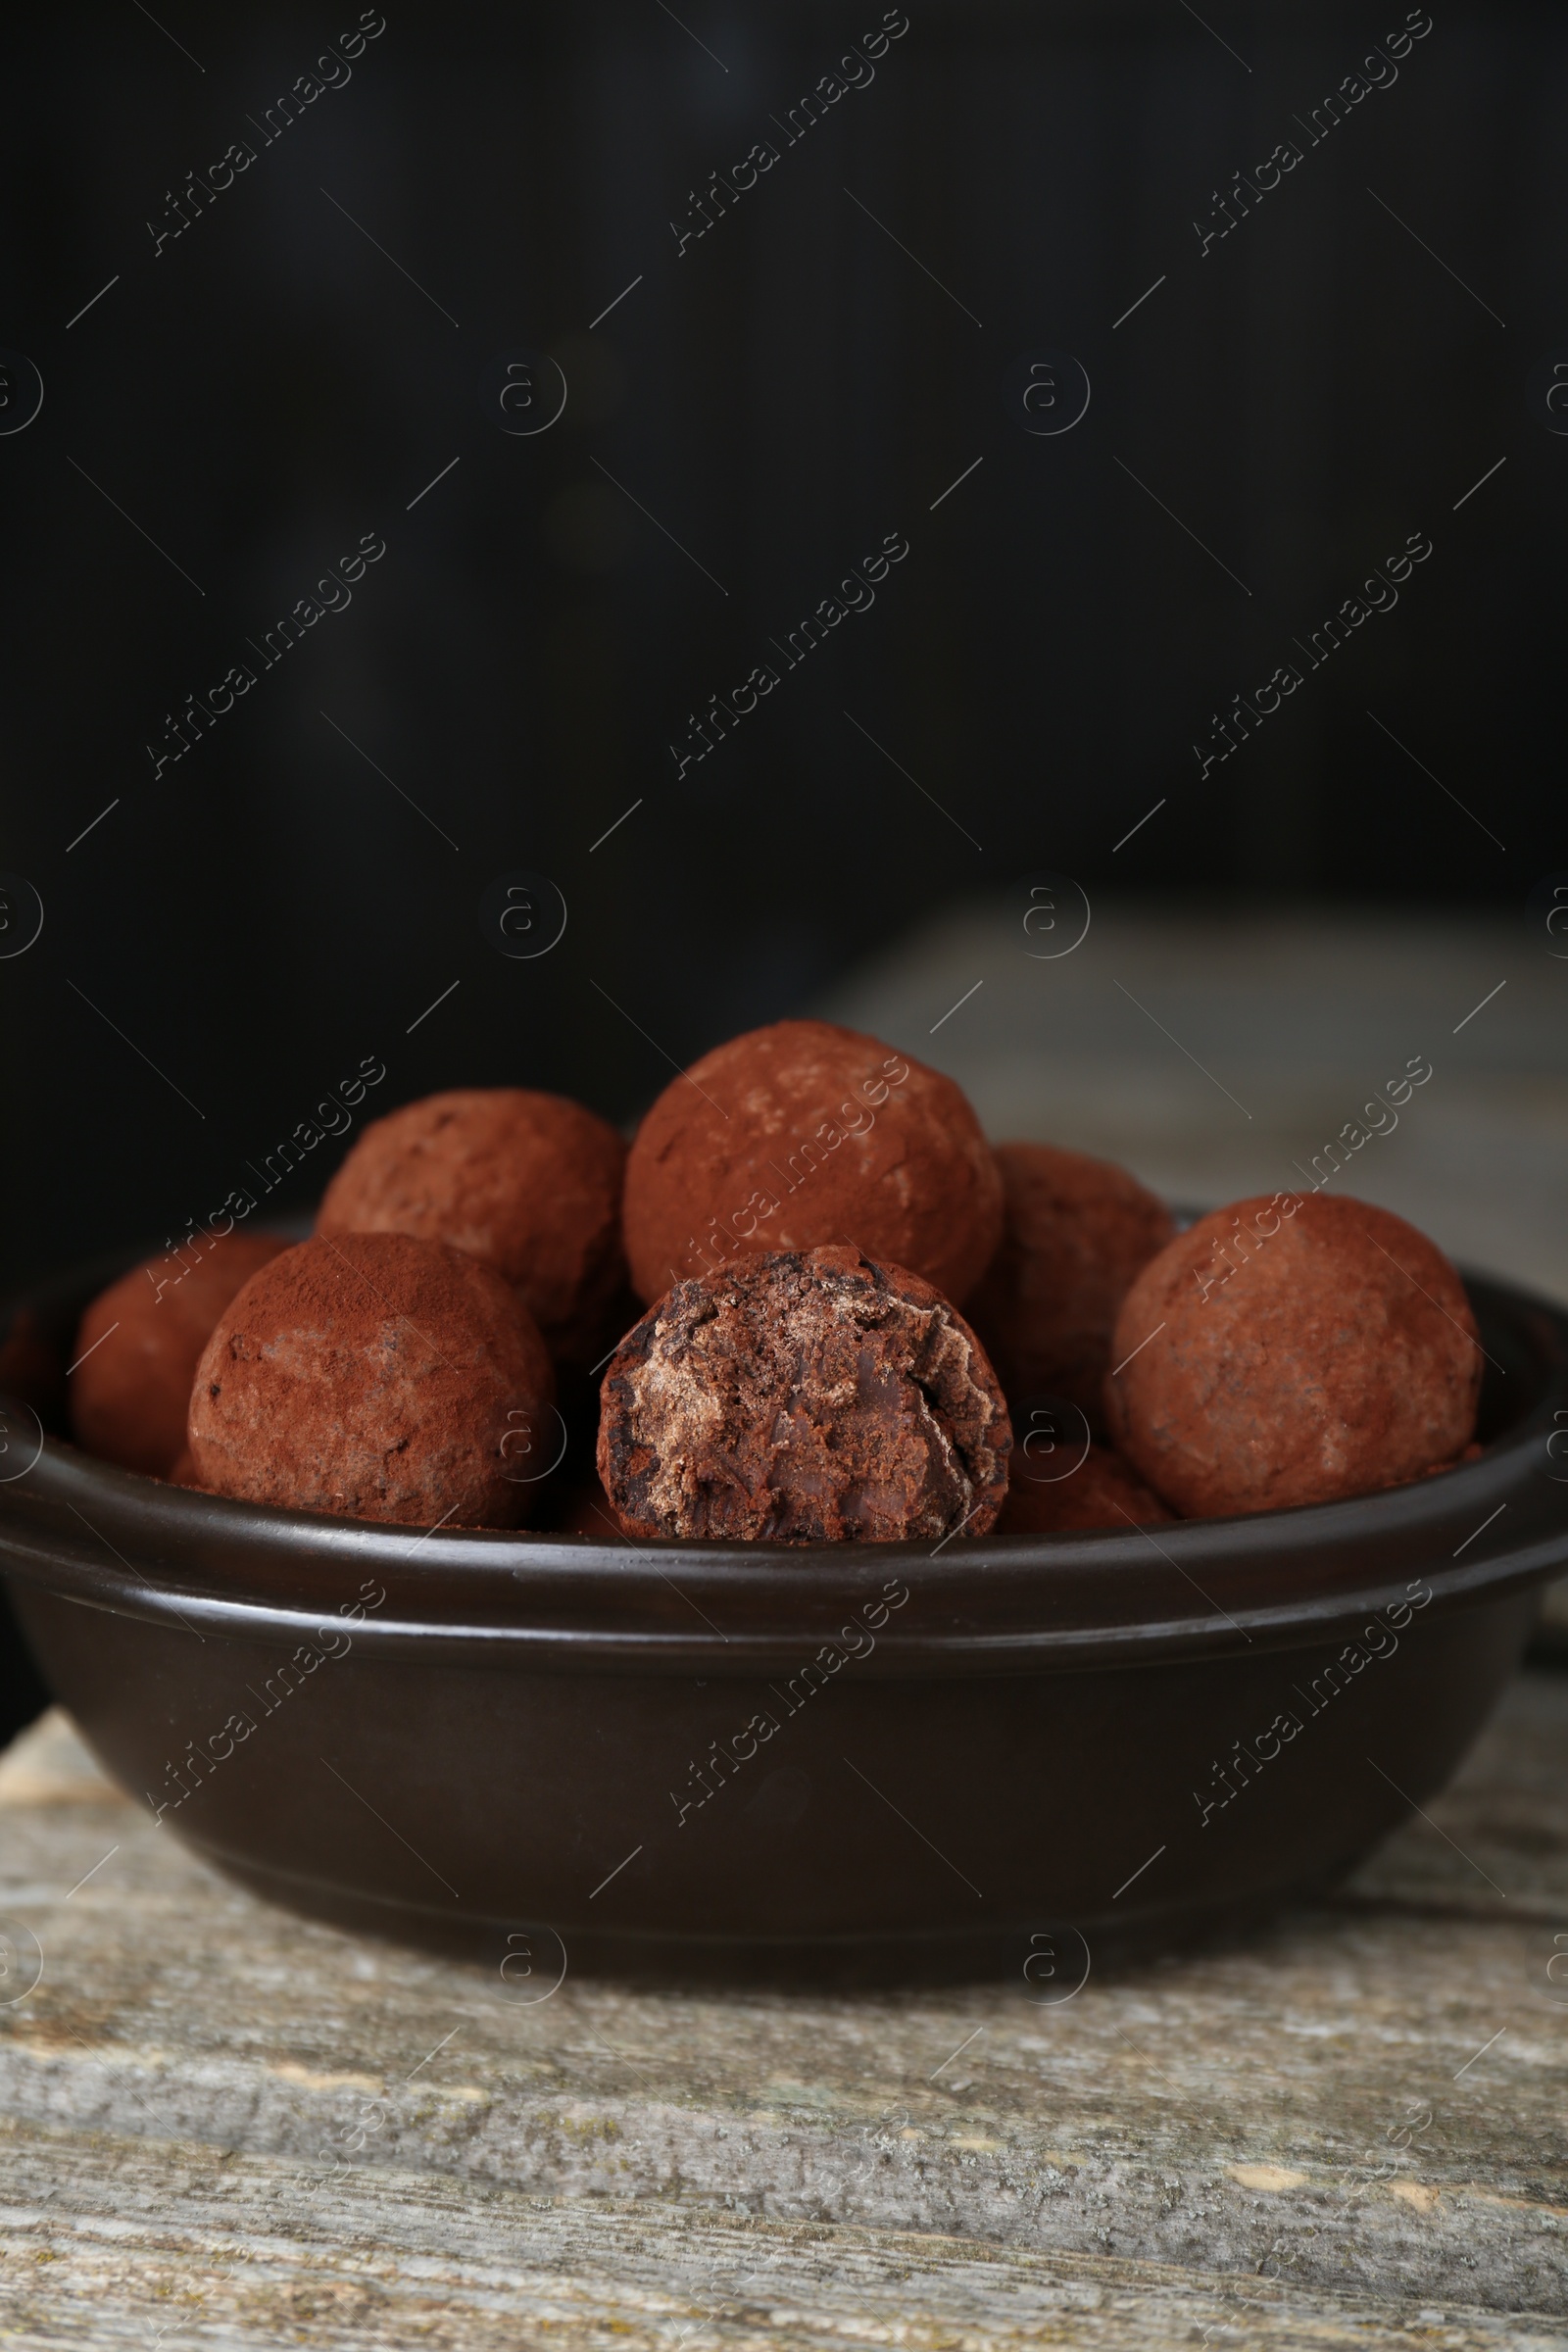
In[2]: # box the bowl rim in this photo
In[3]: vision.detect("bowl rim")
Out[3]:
[3,1253,1566,1679]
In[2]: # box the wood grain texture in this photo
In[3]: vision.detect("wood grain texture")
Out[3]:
[0,1678,1565,2343]
[0,2122,1563,2350]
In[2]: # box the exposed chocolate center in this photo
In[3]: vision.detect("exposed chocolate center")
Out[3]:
[601,1248,1009,1544]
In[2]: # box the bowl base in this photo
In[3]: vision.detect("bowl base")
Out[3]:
[202,1842,1357,1990]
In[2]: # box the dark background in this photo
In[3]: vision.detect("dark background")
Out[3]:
[0,0,1557,1287]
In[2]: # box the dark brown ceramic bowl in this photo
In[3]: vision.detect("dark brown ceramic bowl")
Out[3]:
[1,1243,1565,1986]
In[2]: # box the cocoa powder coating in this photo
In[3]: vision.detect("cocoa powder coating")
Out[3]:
[317,1088,628,1369]
[1000,1443,1172,1534]
[187,1231,555,1527]
[166,1446,203,1490]
[598,1245,1012,1544]
[1104,1192,1484,1518]
[966,1143,1175,1428]
[621,1019,1004,1307]
[70,1230,288,1477]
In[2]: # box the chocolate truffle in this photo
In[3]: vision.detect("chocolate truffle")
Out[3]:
[599,1245,1011,1544]
[69,1230,288,1477]
[1104,1193,1484,1519]
[966,1144,1175,1427]
[621,1020,1004,1308]
[317,1089,628,1370]
[1000,1444,1171,1534]
[187,1232,555,1528]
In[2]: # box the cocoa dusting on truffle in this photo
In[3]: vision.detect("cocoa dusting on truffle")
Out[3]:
[967,1143,1175,1428]
[598,1245,1011,1544]
[187,1230,555,1528]
[621,1019,1004,1308]
[69,1230,288,1478]
[999,1443,1172,1534]
[1104,1192,1484,1519]
[318,1087,628,1370]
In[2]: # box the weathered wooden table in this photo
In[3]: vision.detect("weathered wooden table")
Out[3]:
[0,1667,1564,2348]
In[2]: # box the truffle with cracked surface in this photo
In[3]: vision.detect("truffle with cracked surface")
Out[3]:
[317,1088,628,1370]
[598,1245,1011,1544]
[188,1231,555,1527]
[1104,1192,1484,1519]
[621,1019,1004,1307]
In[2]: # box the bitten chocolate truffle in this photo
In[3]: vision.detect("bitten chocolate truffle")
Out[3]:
[1104,1193,1483,1519]
[598,1245,1011,1544]
[69,1230,288,1477]
[966,1144,1175,1427]
[622,1019,1004,1308]
[1000,1444,1172,1534]
[317,1088,628,1370]
[188,1232,555,1527]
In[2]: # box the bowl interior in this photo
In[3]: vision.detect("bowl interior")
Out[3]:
[0,1233,1564,1681]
